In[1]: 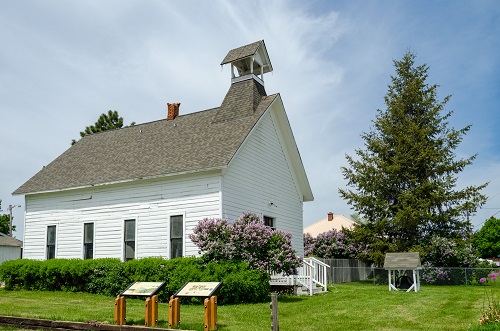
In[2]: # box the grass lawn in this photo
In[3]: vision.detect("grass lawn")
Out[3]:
[1,282,500,330]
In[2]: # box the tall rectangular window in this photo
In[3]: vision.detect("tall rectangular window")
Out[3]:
[46,225,56,260]
[124,219,136,261]
[170,215,183,259]
[84,222,94,260]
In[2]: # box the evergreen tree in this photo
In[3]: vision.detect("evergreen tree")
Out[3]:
[71,110,134,145]
[339,51,487,253]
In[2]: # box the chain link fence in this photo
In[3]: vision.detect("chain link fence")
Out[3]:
[319,259,499,286]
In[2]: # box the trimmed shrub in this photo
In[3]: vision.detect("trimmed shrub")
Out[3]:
[85,258,128,296]
[0,259,42,290]
[0,257,269,304]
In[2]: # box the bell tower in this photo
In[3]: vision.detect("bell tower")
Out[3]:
[220,40,273,86]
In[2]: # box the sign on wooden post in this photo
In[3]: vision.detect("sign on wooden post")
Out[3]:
[172,282,222,331]
[116,281,166,327]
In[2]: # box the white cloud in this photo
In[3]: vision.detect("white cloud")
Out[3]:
[1,0,499,239]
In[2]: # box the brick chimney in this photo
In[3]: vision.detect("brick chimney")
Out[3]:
[167,102,181,120]
[327,212,333,222]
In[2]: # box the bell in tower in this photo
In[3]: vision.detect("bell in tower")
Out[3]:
[220,40,273,86]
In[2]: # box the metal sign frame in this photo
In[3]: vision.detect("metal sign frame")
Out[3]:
[121,281,166,297]
[174,282,222,298]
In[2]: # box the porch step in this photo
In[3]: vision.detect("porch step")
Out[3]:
[269,281,328,296]
[295,285,327,296]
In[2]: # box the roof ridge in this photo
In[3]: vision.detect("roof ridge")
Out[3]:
[74,107,222,143]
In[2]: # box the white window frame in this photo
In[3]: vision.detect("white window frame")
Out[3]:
[123,218,137,262]
[46,224,57,260]
[263,215,276,230]
[168,212,186,259]
[82,222,95,260]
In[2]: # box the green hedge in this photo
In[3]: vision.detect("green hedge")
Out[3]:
[0,257,270,305]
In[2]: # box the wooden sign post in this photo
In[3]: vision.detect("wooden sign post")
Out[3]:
[270,292,279,331]
[114,281,166,327]
[144,295,159,327]
[204,296,217,330]
[170,282,222,331]
[168,295,180,328]
[114,295,126,325]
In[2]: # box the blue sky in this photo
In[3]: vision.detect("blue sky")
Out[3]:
[1,1,499,240]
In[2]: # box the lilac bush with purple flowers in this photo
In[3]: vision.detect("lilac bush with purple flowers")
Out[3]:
[190,217,231,261]
[419,236,480,284]
[303,233,315,257]
[190,212,302,275]
[309,229,357,259]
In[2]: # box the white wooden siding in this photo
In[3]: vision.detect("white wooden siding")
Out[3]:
[222,108,305,255]
[23,172,222,260]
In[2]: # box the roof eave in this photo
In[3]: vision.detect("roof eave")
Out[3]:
[14,166,226,196]
[270,95,314,202]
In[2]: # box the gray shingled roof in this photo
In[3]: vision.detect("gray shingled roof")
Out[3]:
[14,78,276,195]
[220,40,273,75]
[220,40,263,65]
[384,252,421,270]
[0,233,22,247]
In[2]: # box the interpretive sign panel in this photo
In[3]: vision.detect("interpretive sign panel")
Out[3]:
[121,281,166,297]
[174,282,222,298]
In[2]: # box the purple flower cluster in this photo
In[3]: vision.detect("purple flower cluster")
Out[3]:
[305,229,359,259]
[421,261,452,284]
[189,212,302,275]
[424,236,478,269]
[420,236,480,284]
[303,233,315,257]
[190,217,231,261]
[479,271,500,325]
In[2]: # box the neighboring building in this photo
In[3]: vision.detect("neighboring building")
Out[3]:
[0,232,22,264]
[13,40,313,261]
[304,212,355,238]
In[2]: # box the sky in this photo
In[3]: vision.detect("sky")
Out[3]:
[1,1,499,241]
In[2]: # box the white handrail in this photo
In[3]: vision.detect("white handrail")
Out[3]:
[269,257,330,295]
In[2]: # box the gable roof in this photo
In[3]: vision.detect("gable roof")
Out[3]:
[384,252,421,270]
[221,40,273,75]
[304,214,355,238]
[14,78,275,195]
[0,233,23,247]
[221,41,262,64]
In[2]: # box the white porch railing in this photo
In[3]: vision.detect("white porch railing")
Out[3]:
[270,257,330,296]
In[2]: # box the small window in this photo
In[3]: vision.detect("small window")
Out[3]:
[264,216,275,229]
[47,225,56,260]
[170,215,183,259]
[124,219,136,261]
[84,222,94,260]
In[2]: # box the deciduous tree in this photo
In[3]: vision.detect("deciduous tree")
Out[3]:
[0,214,15,235]
[473,217,500,258]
